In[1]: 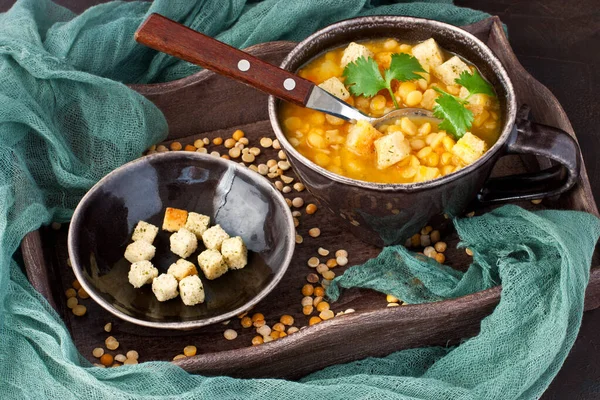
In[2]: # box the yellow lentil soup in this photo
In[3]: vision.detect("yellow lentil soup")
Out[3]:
[280,38,501,184]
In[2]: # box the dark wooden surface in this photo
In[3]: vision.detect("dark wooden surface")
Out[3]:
[2,0,599,398]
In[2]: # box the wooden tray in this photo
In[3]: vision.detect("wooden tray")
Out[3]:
[22,17,600,379]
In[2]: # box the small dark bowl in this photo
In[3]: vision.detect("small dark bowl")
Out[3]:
[68,152,295,329]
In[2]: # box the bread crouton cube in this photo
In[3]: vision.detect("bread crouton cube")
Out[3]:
[434,56,471,86]
[162,207,188,232]
[202,224,230,251]
[341,42,374,68]
[169,228,198,259]
[167,259,198,281]
[184,212,210,239]
[374,131,411,169]
[414,166,441,182]
[152,273,179,302]
[346,120,383,157]
[128,260,158,288]
[318,77,350,101]
[131,221,159,244]
[411,38,444,70]
[198,249,228,280]
[221,236,248,270]
[451,132,487,165]
[179,275,205,306]
[124,240,156,263]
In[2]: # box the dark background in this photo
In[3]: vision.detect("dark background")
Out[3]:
[0,0,598,398]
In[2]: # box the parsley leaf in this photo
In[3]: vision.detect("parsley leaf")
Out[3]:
[343,54,425,109]
[343,56,386,98]
[455,70,496,97]
[384,53,426,88]
[433,91,473,139]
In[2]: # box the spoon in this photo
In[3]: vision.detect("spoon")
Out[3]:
[135,14,439,127]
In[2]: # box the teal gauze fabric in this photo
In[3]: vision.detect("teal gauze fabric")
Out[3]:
[1,0,598,399]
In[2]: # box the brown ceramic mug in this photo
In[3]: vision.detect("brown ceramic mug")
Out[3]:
[267,16,580,247]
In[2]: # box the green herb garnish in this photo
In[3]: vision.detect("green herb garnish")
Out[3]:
[432,70,496,139]
[432,88,473,139]
[343,53,425,108]
[455,69,496,97]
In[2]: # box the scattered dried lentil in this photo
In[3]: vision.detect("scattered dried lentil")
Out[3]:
[65,288,76,298]
[173,354,187,361]
[72,305,87,316]
[307,273,320,283]
[92,348,104,358]
[336,256,348,266]
[252,336,264,345]
[319,309,334,320]
[309,316,322,326]
[126,350,139,360]
[104,322,112,332]
[115,354,127,363]
[170,142,182,151]
[66,297,78,309]
[105,336,119,350]
[100,354,113,366]
[224,329,238,340]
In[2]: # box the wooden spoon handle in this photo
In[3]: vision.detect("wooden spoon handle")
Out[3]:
[135,13,314,106]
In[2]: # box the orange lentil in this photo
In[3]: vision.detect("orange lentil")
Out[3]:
[232,130,245,141]
[302,284,314,296]
[252,336,264,346]
[100,354,113,367]
[280,315,294,326]
[213,137,223,145]
[272,323,286,332]
[316,301,330,312]
[326,259,337,268]
[251,313,264,322]
[313,286,325,297]
[309,316,322,326]
[184,144,196,152]
[302,305,314,315]
[169,142,182,151]
[240,316,252,328]
[72,280,81,290]
[305,204,318,214]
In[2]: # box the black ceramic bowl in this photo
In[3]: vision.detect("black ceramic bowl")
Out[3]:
[268,16,580,247]
[68,152,295,329]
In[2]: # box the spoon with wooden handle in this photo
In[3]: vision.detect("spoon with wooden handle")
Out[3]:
[135,13,438,127]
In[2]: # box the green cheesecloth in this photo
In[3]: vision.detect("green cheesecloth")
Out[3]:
[1,0,599,399]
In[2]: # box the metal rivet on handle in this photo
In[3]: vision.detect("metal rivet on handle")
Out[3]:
[237,59,250,72]
[283,78,296,91]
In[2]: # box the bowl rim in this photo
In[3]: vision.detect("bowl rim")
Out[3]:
[68,151,296,330]
[268,15,517,192]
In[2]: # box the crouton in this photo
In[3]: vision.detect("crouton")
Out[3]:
[451,132,487,165]
[434,56,471,86]
[318,77,350,101]
[162,207,188,232]
[179,275,205,306]
[167,259,198,281]
[131,221,159,244]
[221,236,248,270]
[374,131,411,169]
[202,224,230,251]
[341,42,374,68]
[346,120,383,157]
[128,260,158,288]
[411,38,444,70]
[124,240,156,263]
[152,273,179,302]
[197,249,228,280]
[184,212,210,239]
[169,228,198,259]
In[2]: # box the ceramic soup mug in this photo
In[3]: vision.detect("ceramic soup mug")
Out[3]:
[267,16,580,247]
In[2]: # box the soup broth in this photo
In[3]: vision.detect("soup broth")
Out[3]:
[280,38,501,184]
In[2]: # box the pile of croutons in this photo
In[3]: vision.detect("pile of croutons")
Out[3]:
[124,207,247,306]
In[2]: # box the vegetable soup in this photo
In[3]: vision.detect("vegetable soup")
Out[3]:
[280,38,501,184]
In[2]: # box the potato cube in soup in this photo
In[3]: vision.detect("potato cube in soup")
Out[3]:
[167,259,198,281]
[185,212,210,238]
[346,120,383,157]
[152,273,179,302]
[411,38,444,70]
[434,56,471,86]
[124,240,156,263]
[374,131,411,169]
[221,236,248,270]
[170,228,198,259]
[202,224,230,251]
[414,166,441,182]
[128,260,158,288]
[198,249,228,280]
[179,275,205,306]
[131,221,159,244]
[162,207,188,232]
[451,132,487,165]
[341,42,374,68]
[318,77,350,101]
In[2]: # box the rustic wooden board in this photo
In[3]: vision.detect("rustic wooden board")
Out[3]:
[21,16,600,379]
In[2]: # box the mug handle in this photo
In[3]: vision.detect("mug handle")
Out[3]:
[477,112,581,203]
